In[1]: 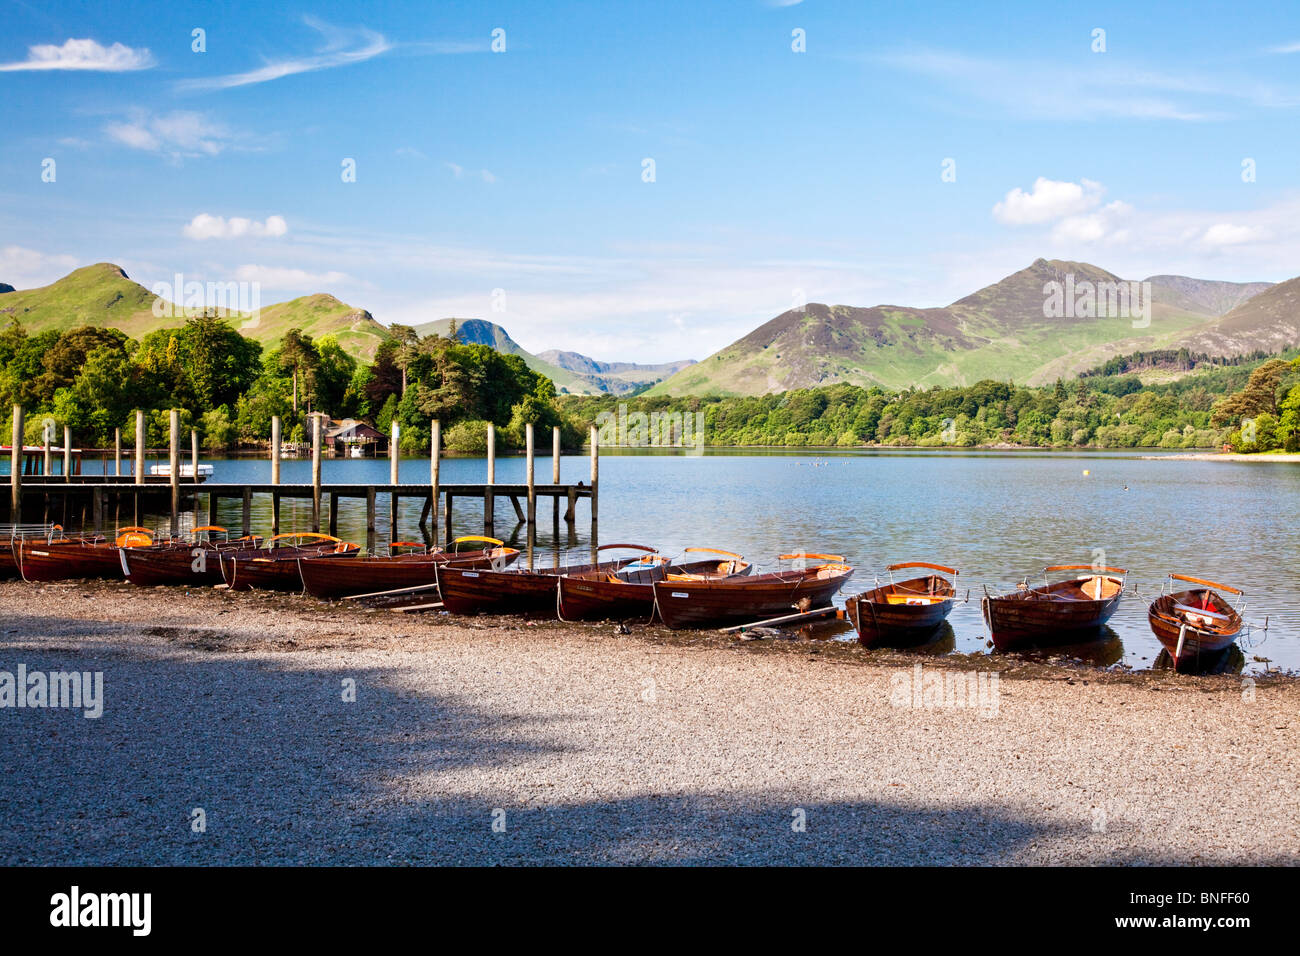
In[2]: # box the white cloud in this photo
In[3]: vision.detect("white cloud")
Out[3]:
[0,38,154,72]
[105,110,238,159]
[1268,41,1300,54]
[183,214,288,240]
[993,178,1105,225]
[0,246,80,289]
[233,264,349,288]
[177,17,389,91]
[1201,223,1263,246]
[445,162,498,183]
[1051,201,1134,244]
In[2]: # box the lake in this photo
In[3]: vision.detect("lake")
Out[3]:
[112,447,1300,675]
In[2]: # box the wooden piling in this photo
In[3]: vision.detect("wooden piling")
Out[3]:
[134,409,144,525]
[526,423,536,525]
[589,426,599,560]
[169,410,180,536]
[10,406,22,520]
[242,487,252,537]
[114,428,121,476]
[429,420,441,538]
[63,426,72,483]
[389,421,399,543]
[484,422,496,530]
[552,425,561,525]
[311,413,322,533]
[270,414,281,535]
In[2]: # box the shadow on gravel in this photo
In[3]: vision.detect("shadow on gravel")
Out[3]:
[0,616,1131,865]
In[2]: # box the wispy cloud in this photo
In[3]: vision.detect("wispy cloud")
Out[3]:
[872,47,1299,120]
[183,214,288,240]
[445,162,497,183]
[0,245,80,288]
[104,109,240,160]
[177,17,390,91]
[0,38,154,72]
[1267,41,1300,54]
[233,264,349,289]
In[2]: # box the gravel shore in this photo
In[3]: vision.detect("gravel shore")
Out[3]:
[1,578,1296,866]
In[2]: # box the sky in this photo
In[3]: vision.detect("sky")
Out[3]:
[2,0,1300,363]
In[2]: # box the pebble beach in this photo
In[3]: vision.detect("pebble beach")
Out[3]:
[1,578,1296,866]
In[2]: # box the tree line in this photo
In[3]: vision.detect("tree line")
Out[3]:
[3,313,1295,454]
[0,315,571,453]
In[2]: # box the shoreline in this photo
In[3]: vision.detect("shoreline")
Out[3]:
[2,579,1297,865]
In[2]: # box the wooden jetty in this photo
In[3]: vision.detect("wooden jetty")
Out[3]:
[5,407,598,552]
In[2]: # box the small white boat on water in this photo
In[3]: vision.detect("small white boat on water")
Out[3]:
[147,463,214,478]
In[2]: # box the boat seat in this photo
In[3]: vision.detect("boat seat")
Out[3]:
[1172,602,1230,623]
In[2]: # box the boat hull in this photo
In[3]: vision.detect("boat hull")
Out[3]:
[299,548,519,600]
[847,575,956,648]
[122,539,262,587]
[653,566,853,629]
[15,539,123,582]
[1148,589,1242,672]
[557,559,752,621]
[982,576,1123,651]
[438,558,632,616]
[220,544,356,592]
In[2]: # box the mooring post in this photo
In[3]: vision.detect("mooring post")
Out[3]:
[365,486,376,554]
[134,409,145,525]
[429,419,441,538]
[525,423,536,568]
[589,425,599,558]
[526,423,536,525]
[242,487,251,537]
[10,405,22,521]
[552,425,561,526]
[484,422,496,530]
[190,428,200,526]
[168,410,180,536]
[42,427,50,478]
[114,428,121,477]
[270,415,281,534]
[63,426,72,483]
[311,413,322,533]
[389,421,400,543]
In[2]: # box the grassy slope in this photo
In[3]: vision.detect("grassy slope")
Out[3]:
[650,259,1276,396]
[0,263,391,361]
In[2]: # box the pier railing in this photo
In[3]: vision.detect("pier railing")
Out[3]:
[5,406,599,554]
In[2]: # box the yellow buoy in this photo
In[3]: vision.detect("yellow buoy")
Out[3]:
[1083,469,1091,476]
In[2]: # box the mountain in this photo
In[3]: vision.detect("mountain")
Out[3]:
[411,318,600,394]
[648,259,1280,396]
[0,263,391,360]
[1172,277,1300,356]
[536,350,695,394]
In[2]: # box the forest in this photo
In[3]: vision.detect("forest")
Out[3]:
[2,315,1296,454]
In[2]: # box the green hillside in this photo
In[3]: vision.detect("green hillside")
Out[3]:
[0,262,391,362]
[648,259,1282,397]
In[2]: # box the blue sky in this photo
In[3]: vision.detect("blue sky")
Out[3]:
[3,0,1300,362]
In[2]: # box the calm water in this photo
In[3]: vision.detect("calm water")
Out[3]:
[96,448,1300,674]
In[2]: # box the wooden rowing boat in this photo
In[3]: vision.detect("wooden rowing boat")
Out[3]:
[299,536,521,600]
[846,562,959,648]
[437,544,654,616]
[557,547,752,621]
[652,553,854,629]
[121,527,263,587]
[1147,574,1244,672]
[219,533,360,591]
[982,564,1126,651]
[15,527,159,582]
